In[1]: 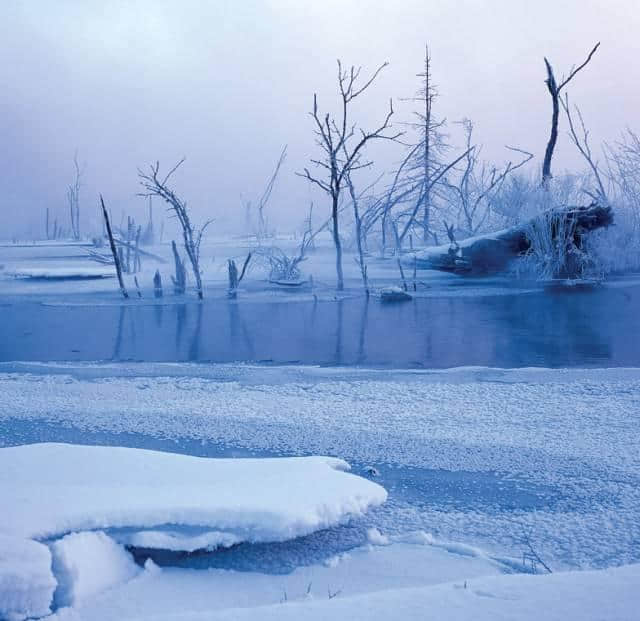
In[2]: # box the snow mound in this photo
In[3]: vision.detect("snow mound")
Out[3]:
[0,444,387,543]
[0,534,56,621]
[50,531,140,607]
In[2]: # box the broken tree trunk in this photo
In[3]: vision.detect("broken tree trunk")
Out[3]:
[153,270,163,298]
[171,240,186,295]
[408,203,613,275]
[100,195,129,299]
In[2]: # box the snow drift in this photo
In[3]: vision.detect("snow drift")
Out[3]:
[0,443,386,543]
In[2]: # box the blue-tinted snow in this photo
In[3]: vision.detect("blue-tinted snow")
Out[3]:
[1,364,638,571]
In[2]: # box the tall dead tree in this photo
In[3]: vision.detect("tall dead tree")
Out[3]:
[542,43,600,185]
[67,152,83,240]
[403,44,449,242]
[139,160,212,299]
[299,60,401,290]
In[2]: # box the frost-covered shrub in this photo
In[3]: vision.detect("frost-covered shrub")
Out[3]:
[255,246,306,282]
[520,208,605,280]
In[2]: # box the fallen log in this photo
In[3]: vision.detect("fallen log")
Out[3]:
[408,203,613,275]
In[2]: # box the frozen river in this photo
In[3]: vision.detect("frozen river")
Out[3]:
[1,281,639,367]
[1,363,639,572]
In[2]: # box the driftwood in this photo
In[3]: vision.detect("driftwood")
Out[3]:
[409,203,613,274]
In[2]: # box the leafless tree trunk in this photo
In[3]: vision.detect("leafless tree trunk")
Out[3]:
[299,61,402,290]
[227,253,252,299]
[171,240,186,295]
[139,160,212,299]
[346,174,369,294]
[153,270,163,298]
[67,152,82,240]
[100,195,128,299]
[411,202,612,274]
[542,43,600,185]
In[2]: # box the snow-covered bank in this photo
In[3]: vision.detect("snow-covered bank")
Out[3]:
[0,443,386,542]
[1,364,638,569]
[48,537,507,620]
[77,562,637,621]
[0,443,385,619]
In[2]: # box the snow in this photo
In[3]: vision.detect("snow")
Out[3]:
[0,535,56,621]
[49,537,505,621]
[0,443,387,542]
[104,563,640,621]
[7,267,114,280]
[46,539,640,621]
[366,528,390,546]
[50,531,140,606]
[2,363,638,569]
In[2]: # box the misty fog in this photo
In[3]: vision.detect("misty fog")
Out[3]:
[2,0,638,238]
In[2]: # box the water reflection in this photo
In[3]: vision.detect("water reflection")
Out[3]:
[1,285,638,367]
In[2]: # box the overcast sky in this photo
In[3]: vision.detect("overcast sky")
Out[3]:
[1,0,638,237]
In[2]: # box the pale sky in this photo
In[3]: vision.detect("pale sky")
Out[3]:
[1,0,638,236]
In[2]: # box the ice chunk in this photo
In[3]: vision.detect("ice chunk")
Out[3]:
[50,531,140,606]
[366,528,390,546]
[0,534,56,621]
[114,529,241,552]
[7,267,114,280]
[0,444,387,544]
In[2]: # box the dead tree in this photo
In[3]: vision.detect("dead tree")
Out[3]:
[67,152,83,240]
[256,203,325,283]
[299,60,401,290]
[141,197,155,245]
[346,173,369,294]
[561,94,607,203]
[153,270,163,298]
[442,119,533,236]
[256,146,287,241]
[171,240,186,295]
[227,253,252,299]
[139,160,212,299]
[402,44,449,242]
[100,195,128,299]
[410,202,612,274]
[542,43,600,185]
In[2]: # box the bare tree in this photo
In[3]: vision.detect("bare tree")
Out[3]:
[67,152,83,240]
[257,146,287,241]
[561,94,607,203]
[442,119,533,236]
[139,160,212,299]
[542,43,600,184]
[345,173,369,294]
[299,60,401,290]
[402,44,450,242]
